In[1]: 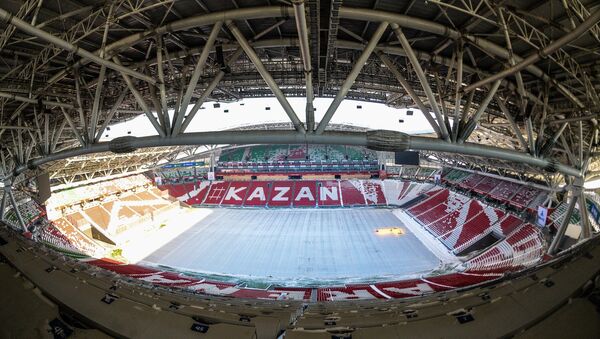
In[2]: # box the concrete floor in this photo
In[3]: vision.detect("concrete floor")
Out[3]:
[140,208,441,285]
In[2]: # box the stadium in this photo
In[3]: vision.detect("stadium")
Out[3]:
[0,0,600,338]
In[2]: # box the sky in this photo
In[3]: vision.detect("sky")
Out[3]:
[99,97,435,141]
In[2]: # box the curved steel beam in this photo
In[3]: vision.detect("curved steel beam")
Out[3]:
[12,130,581,178]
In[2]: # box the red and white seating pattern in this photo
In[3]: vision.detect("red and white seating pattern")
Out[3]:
[382,180,434,206]
[317,272,502,301]
[38,224,85,254]
[445,169,548,211]
[472,176,502,196]
[203,181,231,205]
[49,218,104,255]
[159,179,392,208]
[407,188,450,216]
[465,223,545,273]
[510,185,545,210]
[268,180,295,206]
[337,180,362,206]
[488,181,522,203]
[441,205,504,253]
[243,181,271,206]
[492,214,523,236]
[294,181,318,207]
[458,174,484,190]
[407,187,524,254]
[360,180,387,205]
[85,258,311,301]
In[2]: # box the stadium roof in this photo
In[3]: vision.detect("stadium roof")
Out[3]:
[0,0,599,184]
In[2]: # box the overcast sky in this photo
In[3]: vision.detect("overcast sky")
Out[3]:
[100,97,435,141]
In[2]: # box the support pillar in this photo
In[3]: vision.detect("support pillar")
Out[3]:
[315,21,388,134]
[579,191,592,239]
[548,187,580,255]
[0,189,6,221]
[6,186,27,232]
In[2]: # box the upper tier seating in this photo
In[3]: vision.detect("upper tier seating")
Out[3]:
[248,145,270,162]
[268,145,289,161]
[443,169,547,210]
[46,174,151,209]
[510,185,545,209]
[327,145,347,161]
[489,180,522,203]
[219,147,246,162]
[217,144,377,164]
[442,169,472,184]
[473,176,502,196]
[288,145,307,160]
[416,167,438,180]
[457,174,484,190]
[400,167,419,178]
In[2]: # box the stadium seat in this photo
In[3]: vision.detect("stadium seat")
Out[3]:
[221,182,251,206]
[293,181,317,207]
[204,181,231,205]
[318,180,343,206]
[268,181,295,207]
[337,180,364,206]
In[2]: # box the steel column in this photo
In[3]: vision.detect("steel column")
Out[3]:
[495,96,529,151]
[579,191,592,239]
[94,89,129,143]
[226,20,306,133]
[452,43,464,142]
[315,21,389,134]
[89,65,106,142]
[113,58,166,138]
[391,23,449,140]
[156,35,170,135]
[6,187,27,232]
[51,119,67,153]
[178,49,244,134]
[548,192,579,255]
[173,22,222,136]
[377,52,442,138]
[0,190,5,221]
[459,80,502,142]
[59,107,86,148]
[293,0,315,132]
